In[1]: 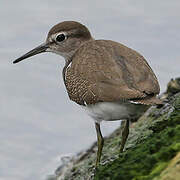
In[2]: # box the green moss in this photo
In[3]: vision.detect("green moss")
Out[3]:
[57,93,180,180]
[94,104,180,180]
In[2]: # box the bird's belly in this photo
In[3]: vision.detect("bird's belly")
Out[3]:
[83,101,148,123]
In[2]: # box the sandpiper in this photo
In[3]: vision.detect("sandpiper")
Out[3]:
[13,21,162,168]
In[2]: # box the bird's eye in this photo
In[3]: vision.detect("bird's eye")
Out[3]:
[56,33,66,42]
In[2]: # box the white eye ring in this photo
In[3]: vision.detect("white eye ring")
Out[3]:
[55,33,67,42]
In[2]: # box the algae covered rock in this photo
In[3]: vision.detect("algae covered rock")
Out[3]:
[155,152,180,180]
[94,94,180,180]
[49,78,180,180]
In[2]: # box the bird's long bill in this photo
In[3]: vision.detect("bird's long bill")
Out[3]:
[13,42,49,64]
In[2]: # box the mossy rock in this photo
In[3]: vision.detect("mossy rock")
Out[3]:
[94,93,180,180]
[94,94,180,180]
[156,152,180,180]
[55,85,180,180]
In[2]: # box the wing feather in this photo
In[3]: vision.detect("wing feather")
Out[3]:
[68,40,160,104]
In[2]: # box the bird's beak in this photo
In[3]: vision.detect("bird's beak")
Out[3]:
[13,42,49,64]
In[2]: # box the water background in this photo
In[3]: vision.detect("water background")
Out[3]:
[0,1,180,179]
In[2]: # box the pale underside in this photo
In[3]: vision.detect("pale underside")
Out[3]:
[83,101,149,123]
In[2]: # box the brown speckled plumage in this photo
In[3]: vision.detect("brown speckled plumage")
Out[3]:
[13,21,162,106]
[64,39,161,106]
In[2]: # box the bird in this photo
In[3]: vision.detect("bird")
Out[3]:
[13,21,162,168]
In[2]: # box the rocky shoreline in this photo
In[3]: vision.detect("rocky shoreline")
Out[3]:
[47,77,180,180]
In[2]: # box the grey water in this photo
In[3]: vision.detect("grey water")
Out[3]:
[0,0,180,179]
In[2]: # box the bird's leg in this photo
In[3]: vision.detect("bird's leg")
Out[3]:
[95,122,104,168]
[119,119,129,153]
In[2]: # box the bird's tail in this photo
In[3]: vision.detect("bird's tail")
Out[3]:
[131,96,164,106]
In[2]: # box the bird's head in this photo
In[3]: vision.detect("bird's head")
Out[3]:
[13,21,92,64]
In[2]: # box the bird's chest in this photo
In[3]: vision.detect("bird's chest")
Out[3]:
[64,67,97,105]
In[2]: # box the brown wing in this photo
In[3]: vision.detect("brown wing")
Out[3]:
[67,40,160,104]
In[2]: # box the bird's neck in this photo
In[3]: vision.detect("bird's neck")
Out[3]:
[64,51,76,64]
[62,38,94,85]
[64,37,94,63]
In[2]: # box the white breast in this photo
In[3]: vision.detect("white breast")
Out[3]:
[83,101,148,123]
[83,102,131,123]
